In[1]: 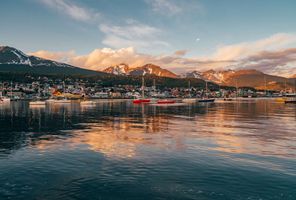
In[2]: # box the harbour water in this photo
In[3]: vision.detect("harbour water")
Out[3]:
[0,99,295,200]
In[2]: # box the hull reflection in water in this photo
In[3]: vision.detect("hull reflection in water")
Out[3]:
[0,99,295,200]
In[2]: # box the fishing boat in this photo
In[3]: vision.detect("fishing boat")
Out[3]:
[198,98,215,103]
[46,98,55,103]
[133,99,151,104]
[182,81,197,103]
[133,77,151,104]
[182,98,197,103]
[29,101,46,106]
[285,99,296,104]
[157,99,176,104]
[53,81,71,104]
[0,97,10,103]
[198,81,215,103]
[30,85,46,106]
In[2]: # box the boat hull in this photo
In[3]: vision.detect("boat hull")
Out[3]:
[198,99,215,103]
[133,99,151,104]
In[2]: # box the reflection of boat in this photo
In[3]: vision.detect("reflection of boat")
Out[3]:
[54,99,71,104]
[81,100,96,105]
[224,98,233,101]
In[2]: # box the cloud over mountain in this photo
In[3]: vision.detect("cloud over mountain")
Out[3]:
[29,33,296,77]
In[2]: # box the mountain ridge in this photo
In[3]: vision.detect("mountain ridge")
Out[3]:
[103,63,178,78]
[0,46,102,76]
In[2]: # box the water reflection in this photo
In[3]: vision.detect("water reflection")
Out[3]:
[0,100,295,159]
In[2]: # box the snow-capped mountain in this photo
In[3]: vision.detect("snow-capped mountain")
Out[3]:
[130,64,178,78]
[103,63,129,75]
[104,63,178,78]
[0,46,100,75]
[181,71,204,79]
[184,68,294,90]
[201,69,236,84]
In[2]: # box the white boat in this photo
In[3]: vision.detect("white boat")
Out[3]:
[46,98,56,103]
[183,81,197,103]
[182,98,197,103]
[29,101,46,106]
[80,100,96,105]
[0,97,11,103]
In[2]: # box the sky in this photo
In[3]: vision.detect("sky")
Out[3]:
[1,0,296,76]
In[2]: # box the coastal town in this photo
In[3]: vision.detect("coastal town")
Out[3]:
[0,75,295,102]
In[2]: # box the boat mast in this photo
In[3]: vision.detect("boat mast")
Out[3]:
[264,75,267,96]
[142,76,145,98]
[188,80,191,97]
[205,81,208,98]
[236,79,238,99]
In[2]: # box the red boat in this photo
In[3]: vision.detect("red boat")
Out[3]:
[133,99,151,104]
[157,100,176,104]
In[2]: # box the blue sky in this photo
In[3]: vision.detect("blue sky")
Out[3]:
[1,0,296,75]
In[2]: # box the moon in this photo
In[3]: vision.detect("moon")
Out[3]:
[196,38,200,42]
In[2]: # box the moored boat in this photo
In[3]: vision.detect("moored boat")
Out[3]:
[133,99,151,104]
[285,99,296,104]
[182,98,197,103]
[157,99,176,104]
[198,98,215,103]
[29,101,46,106]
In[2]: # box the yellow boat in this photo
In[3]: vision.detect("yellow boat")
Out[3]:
[275,97,287,103]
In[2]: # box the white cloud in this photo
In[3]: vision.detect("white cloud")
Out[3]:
[40,0,100,22]
[147,0,182,15]
[146,0,203,16]
[211,33,296,61]
[29,33,296,77]
[99,20,169,50]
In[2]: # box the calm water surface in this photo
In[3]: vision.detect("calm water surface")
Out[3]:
[0,100,295,200]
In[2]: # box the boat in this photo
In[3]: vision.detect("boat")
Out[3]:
[133,99,151,104]
[275,97,287,103]
[198,99,215,103]
[157,99,176,104]
[133,77,151,104]
[29,101,46,106]
[46,98,56,103]
[53,81,71,104]
[198,81,215,103]
[30,85,46,106]
[285,98,296,104]
[0,97,11,103]
[182,81,197,103]
[182,98,197,103]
